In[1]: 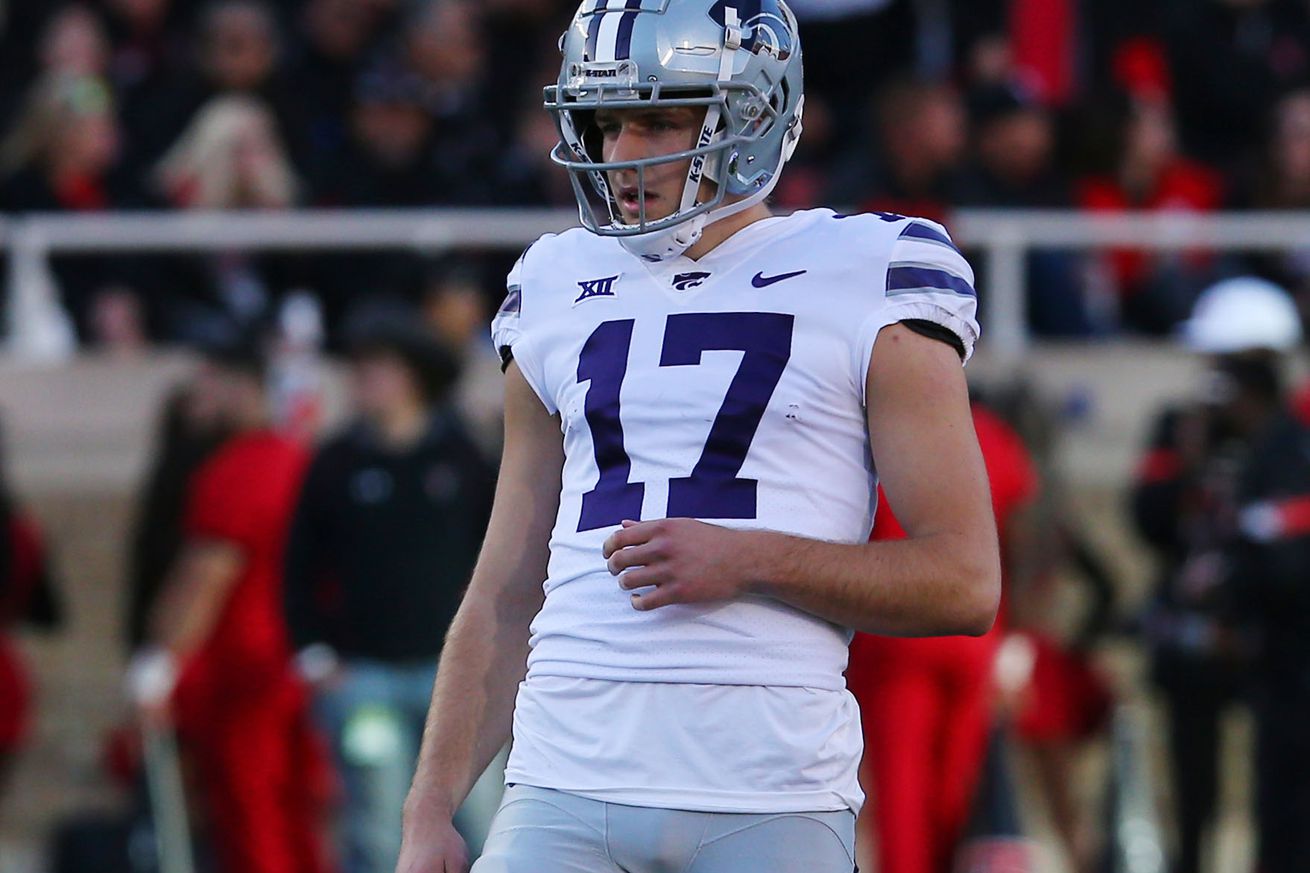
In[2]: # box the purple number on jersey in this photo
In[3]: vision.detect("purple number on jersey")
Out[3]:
[661,312,794,519]
[577,319,645,532]
[575,312,795,531]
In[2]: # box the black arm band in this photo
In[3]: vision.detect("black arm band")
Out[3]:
[900,319,966,361]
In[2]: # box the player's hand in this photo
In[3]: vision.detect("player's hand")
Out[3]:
[603,518,754,611]
[396,805,469,873]
[125,648,178,729]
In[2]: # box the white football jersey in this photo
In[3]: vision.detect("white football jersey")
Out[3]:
[491,207,979,691]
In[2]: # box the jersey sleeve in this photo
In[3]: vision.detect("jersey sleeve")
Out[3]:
[184,456,257,547]
[491,240,558,414]
[855,218,981,396]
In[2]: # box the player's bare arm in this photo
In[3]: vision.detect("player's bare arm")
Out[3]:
[604,323,1000,637]
[398,362,562,873]
[125,540,243,723]
[148,540,244,659]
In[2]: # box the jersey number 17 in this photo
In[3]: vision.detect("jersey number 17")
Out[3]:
[577,312,794,532]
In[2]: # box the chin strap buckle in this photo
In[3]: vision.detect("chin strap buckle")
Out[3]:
[723,7,743,52]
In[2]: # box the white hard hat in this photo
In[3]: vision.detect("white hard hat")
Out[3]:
[1180,277,1303,354]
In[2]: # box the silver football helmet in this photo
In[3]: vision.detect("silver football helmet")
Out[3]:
[546,0,805,262]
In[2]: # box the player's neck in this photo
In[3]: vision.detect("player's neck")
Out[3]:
[683,203,774,261]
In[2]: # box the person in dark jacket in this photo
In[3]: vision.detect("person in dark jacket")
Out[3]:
[1232,371,1310,873]
[1131,277,1301,873]
[284,315,495,873]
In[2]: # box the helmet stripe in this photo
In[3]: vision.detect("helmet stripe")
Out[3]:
[593,8,624,63]
[585,0,610,62]
[614,0,643,60]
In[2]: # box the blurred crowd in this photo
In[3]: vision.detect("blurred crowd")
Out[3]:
[4,0,1310,348]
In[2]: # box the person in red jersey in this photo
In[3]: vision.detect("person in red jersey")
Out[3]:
[847,402,1039,873]
[130,340,327,873]
[0,418,63,796]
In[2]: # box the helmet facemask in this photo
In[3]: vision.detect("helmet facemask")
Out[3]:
[548,82,780,239]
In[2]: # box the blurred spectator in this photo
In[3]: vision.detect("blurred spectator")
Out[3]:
[1,4,112,132]
[284,316,494,873]
[305,58,495,333]
[403,0,485,120]
[1131,277,1300,873]
[130,339,328,873]
[311,63,468,207]
[288,0,390,165]
[155,94,298,209]
[984,383,1118,873]
[147,94,301,343]
[860,78,969,223]
[957,82,1091,336]
[421,264,503,457]
[1230,315,1310,873]
[958,83,1067,209]
[0,74,148,344]
[103,0,186,83]
[1076,95,1225,334]
[105,0,194,179]
[494,74,577,208]
[135,0,308,174]
[1,75,126,205]
[1163,0,1310,173]
[481,0,572,142]
[89,286,151,356]
[1250,87,1310,212]
[0,418,64,796]
[125,374,233,650]
[1242,88,1310,324]
[399,0,499,200]
[39,5,112,79]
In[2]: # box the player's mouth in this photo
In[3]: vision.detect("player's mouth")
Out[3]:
[617,186,657,219]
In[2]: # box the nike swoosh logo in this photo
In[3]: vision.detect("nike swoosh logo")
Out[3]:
[752,270,808,288]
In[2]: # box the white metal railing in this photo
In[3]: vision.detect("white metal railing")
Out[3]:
[4,208,1310,363]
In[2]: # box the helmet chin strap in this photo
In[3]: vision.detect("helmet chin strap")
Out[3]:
[619,6,743,263]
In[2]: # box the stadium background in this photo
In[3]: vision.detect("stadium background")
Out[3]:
[4,0,1310,870]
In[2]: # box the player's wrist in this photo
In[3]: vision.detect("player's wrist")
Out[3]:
[125,646,180,707]
[736,529,787,597]
[402,784,460,824]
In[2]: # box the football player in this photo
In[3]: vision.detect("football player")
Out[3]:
[399,2,999,872]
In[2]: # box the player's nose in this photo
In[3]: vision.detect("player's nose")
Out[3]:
[607,123,648,165]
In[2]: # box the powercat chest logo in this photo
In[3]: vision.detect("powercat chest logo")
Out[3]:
[672,272,712,290]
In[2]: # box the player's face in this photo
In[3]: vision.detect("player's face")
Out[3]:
[594,106,709,224]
